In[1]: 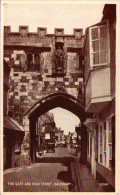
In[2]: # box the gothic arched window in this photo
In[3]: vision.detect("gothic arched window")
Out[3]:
[27,53,33,71]
[34,54,40,71]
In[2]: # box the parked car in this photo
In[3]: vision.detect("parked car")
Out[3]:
[47,141,55,153]
[57,140,66,147]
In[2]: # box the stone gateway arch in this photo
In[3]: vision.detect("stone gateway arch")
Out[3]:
[24,92,88,163]
[4,26,87,164]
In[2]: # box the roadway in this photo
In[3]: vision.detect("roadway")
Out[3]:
[3,147,79,192]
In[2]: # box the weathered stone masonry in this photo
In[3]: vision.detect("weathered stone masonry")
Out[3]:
[4,26,84,126]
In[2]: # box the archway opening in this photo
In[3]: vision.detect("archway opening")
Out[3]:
[24,92,88,164]
[35,107,81,160]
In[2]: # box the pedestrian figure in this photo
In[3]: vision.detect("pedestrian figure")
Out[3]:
[67,132,71,151]
[43,150,46,156]
[67,144,70,151]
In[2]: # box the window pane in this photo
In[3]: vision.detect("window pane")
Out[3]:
[104,152,106,164]
[87,133,89,155]
[99,51,108,64]
[109,147,112,160]
[27,54,32,62]
[34,54,40,71]
[91,28,98,40]
[104,122,106,130]
[100,38,108,51]
[92,52,99,64]
[104,143,106,151]
[90,137,92,156]
[21,54,26,65]
[109,160,112,168]
[100,135,102,144]
[27,53,33,71]
[108,132,112,143]
[104,131,106,151]
[100,154,102,163]
[34,54,40,64]
[92,40,99,52]
[109,121,111,129]
[100,26,107,38]
[100,144,103,153]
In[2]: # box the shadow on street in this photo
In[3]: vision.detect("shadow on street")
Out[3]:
[57,160,75,191]
[36,156,75,191]
[36,156,75,164]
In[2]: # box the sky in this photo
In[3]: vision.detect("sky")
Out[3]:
[2,2,105,135]
[3,3,105,34]
[50,107,80,135]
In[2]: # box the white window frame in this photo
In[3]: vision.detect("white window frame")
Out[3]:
[98,116,114,170]
[103,121,107,165]
[106,118,112,168]
[88,132,91,158]
[98,123,104,164]
[89,20,110,68]
[98,122,107,165]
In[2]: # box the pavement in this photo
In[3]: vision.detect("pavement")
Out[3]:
[64,148,105,192]
[71,156,104,192]
[3,163,40,175]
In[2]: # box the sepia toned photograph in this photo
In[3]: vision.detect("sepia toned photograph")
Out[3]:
[1,1,119,193]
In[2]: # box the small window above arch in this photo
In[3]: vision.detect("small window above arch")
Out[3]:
[27,53,33,71]
[34,54,40,71]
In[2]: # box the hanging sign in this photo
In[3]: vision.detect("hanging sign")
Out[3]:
[45,133,50,140]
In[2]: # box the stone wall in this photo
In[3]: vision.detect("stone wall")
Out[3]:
[4,26,84,125]
[8,69,83,123]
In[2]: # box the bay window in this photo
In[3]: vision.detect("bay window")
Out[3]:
[90,22,110,67]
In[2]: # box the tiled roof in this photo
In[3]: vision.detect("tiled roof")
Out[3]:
[4,116,25,133]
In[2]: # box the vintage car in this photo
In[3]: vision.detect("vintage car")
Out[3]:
[47,141,55,153]
[44,133,55,153]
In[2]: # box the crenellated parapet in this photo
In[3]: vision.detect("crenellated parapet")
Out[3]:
[4,26,84,49]
[4,25,84,76]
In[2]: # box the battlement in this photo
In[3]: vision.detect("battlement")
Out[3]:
[4,26,84,50]
[4,26,83,39]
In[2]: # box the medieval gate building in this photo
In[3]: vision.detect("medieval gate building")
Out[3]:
[4,26,88,163]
